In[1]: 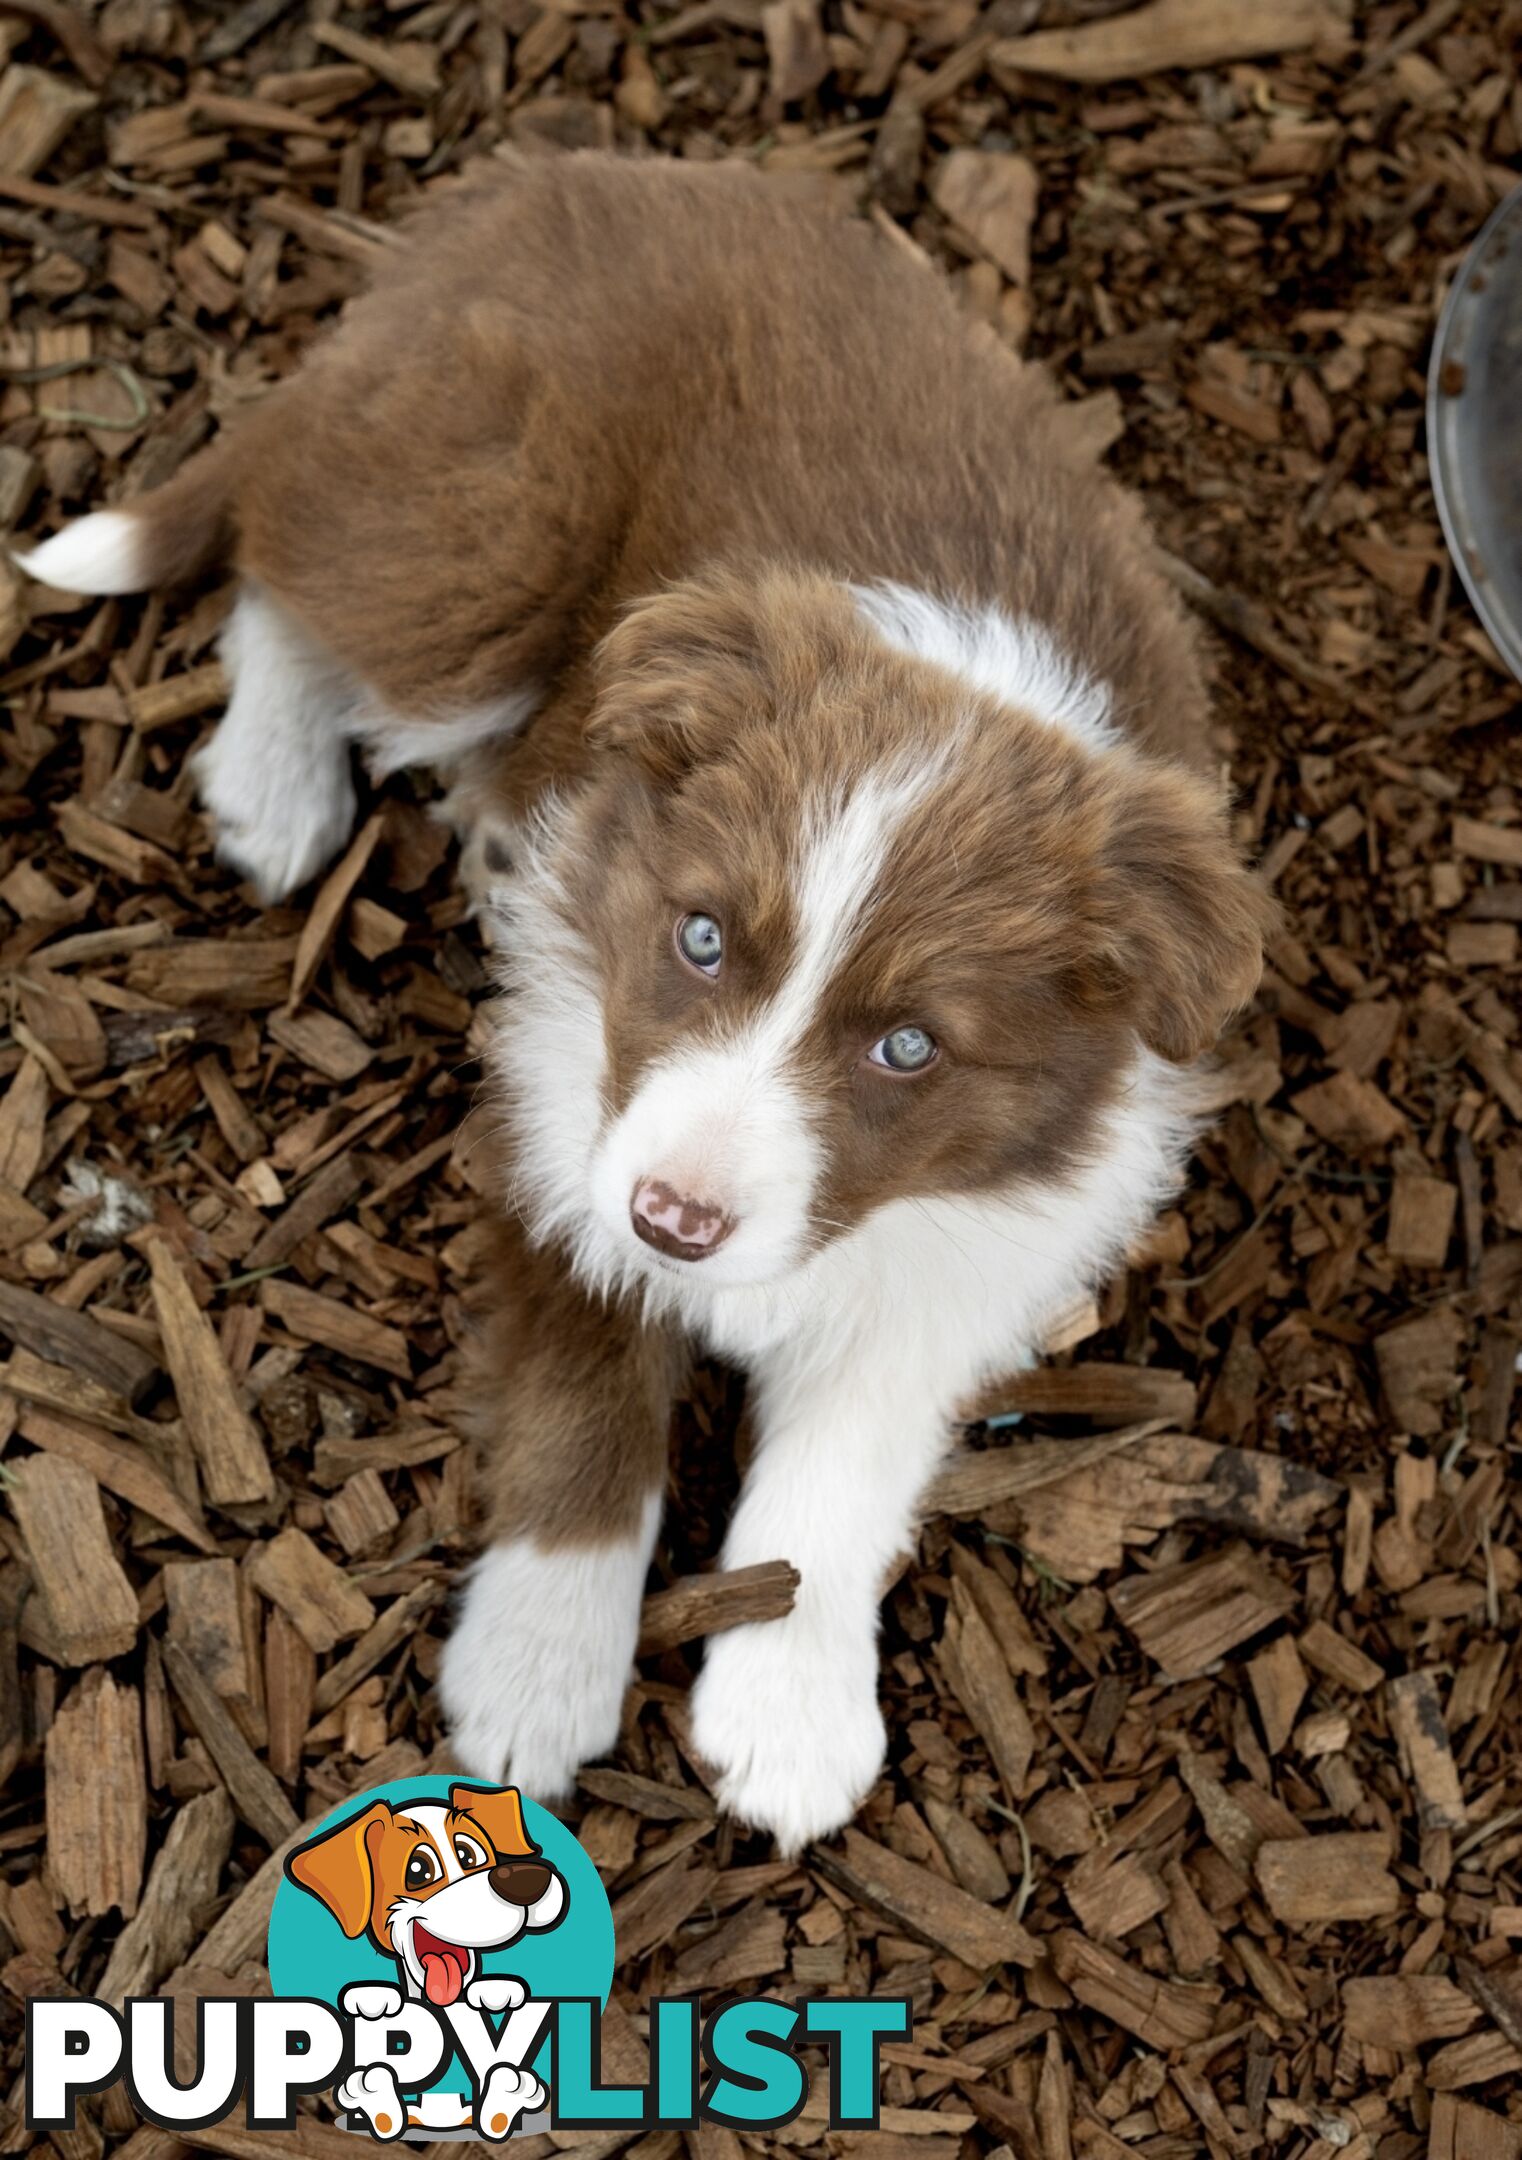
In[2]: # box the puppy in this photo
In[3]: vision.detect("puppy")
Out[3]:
[23,153,1270,1852]
[286,1783,563,2136]
[285,1783,565,2004]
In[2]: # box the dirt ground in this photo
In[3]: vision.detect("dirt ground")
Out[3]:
[1,1,1520,2155]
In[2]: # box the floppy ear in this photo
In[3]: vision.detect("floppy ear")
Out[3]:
[285,1801,389,1937]
[587,574,773,787]
[1093,757,1274,1064]
[450,1783,537,1861]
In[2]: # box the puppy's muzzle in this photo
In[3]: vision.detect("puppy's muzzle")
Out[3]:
[490,1860,555,1905]
[630,1177,735,1261]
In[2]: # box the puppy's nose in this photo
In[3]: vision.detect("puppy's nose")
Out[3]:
[489,1860,553,1906]
[630,1177,736,1261]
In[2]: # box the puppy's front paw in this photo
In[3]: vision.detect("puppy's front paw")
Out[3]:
[690,1621,886,1855]
[440,1534,646,1802]
[477,2064,547,2141]
[465,1975,528,2015]
[340,1982,404,2022]
[337,2064,406,2140]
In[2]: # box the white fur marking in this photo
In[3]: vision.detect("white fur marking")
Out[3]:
[854,581,1117,751]
[766,759,953,1048]
[441,1489,662,1800]
[586,753,952,1292]
[15,511,147,595]
[360,696,539,781]
[197,585,359,902]
[482,795,611,1249]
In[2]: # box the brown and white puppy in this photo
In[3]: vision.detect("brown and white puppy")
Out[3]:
[22,154,1270,1852]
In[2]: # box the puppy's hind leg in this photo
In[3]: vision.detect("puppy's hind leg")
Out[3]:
[14,448,353,903]
[198,584,359,904]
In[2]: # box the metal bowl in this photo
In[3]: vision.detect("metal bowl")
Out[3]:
[1428,181,1522,685]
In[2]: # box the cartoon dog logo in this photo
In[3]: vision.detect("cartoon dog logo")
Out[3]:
[285,1783,566,2137]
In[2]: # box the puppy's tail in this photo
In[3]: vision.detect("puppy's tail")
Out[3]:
[15,435,240,596]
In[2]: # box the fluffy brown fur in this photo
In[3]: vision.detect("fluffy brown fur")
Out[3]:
[464,1200,687,1544]
[128,152,1209,766]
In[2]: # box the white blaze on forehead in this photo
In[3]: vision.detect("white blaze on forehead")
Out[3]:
[584,750,954,1292]
[853,581,1117,753]
[731,752,954,1065]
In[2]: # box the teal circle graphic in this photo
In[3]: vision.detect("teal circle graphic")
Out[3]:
[267,1778,614,2106]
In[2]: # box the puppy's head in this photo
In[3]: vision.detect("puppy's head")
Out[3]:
[517,568,1267,1291]
[285,1784,566,2004]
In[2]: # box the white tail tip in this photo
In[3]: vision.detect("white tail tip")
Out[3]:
[14,510,148,595]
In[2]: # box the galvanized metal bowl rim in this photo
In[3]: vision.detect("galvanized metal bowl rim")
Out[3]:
[1427,178,1522,686]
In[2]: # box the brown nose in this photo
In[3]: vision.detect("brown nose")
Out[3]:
[630,1177,735,1261]
[489,1860,554,1906]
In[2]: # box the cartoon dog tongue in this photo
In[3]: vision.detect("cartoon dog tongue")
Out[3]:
[419,1941,467,2006]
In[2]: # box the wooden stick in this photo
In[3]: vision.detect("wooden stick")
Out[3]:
[637,1560,799,1655]
[27,920,172,969]
[44,1668,147,1917]
[1454,1956,1522,2060]
[1158,546,1359,704]
[166,1820,311,1988]
[160,1640,299,1849]
[9,1453,140,1664]
[0,172,153,228]
[96,1787,235,2004]
[0,1572,24,1788]
[243,1152,364,1273]
[19,1404,217,1555]
[813,1826,1040,1970]
[148,1238,276,1509]
[0,0,112,86]
[928,1420,1167,1518]
[310,1579,441,1715]
[0,1278,159,1407]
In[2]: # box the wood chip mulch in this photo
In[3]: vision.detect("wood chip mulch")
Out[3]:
[1,2,1521,2156]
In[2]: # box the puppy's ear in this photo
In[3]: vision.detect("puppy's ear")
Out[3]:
[450,1783,537,1860]
[587,574,772,787]
[1091,756,1273,1065]
[286,1801,389,1937]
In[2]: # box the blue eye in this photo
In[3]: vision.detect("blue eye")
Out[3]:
[868,1026,938,1073]
[676,913,722,976]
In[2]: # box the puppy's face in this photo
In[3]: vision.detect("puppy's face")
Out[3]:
[528,573,1265,1291]
[286,1785,565,2005]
